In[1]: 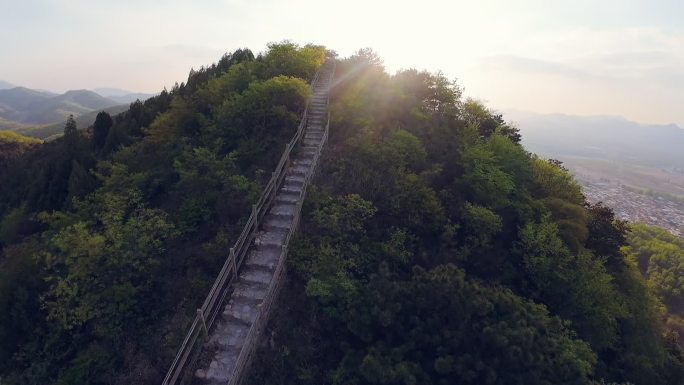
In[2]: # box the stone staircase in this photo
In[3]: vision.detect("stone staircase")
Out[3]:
[193,63,334,385]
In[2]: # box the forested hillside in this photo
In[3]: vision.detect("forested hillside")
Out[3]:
[0,42,326,384]
[1,44,683,385]
[245,50,684,385]
[0,131,41,169]
[623,224,684,346]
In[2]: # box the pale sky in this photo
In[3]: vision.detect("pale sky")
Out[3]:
[2,0,684,126]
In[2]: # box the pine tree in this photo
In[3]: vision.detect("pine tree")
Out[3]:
[92,111,112,149]
[64,115,77,138]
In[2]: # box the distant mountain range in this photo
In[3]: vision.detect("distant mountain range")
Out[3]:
[508,111,684,167]
[0,80,154,127]
[0,88,120,125]
[0,80,14,89]
[92,87,156,104]
[509,111,684,196]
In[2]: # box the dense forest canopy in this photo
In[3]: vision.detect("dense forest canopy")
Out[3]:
[0,43,683,385]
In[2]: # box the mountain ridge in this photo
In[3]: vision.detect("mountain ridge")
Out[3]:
[510,111,684,167]
[0,88,120,125]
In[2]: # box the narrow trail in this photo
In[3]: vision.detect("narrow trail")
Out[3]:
[163,61,335,385]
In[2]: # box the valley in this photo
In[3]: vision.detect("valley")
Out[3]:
[0,81,154,139]
[515,111,684,237]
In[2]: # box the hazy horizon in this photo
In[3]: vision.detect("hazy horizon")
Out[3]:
[2,0,684,126]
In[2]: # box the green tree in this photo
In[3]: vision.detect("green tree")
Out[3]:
[41,189,175,335]
[64,114,78,138]
[92,111,113,149]
[65,160,96,208]
[324,265,597,385]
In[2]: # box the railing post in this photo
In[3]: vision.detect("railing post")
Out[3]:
[252,204,258,227]
[230,247,237,279]
[197,309,208,337]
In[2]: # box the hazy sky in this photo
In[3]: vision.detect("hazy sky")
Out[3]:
[2,0,684,125]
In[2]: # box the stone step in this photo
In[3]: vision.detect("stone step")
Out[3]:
[222,294,261,325]
[302,140,320,148]
[283,178,305,189]
[274,193,299,205]
[288,165,308,176]
[293,158,312,167]
[267,210,295,221]
[254,229,287,247]
[297,151,315,161]
[231,279,270,301]
[264,218,291,232]
[205,318,250,350]
[195,349,239,382]
[239,266,274,287]
[280,183,302,195]
[298,152,317,160]
[246,247,280,271]
[285,174,305,185]
[270,202,298,215]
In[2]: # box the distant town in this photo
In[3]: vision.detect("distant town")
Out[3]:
[579,178,684,238]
